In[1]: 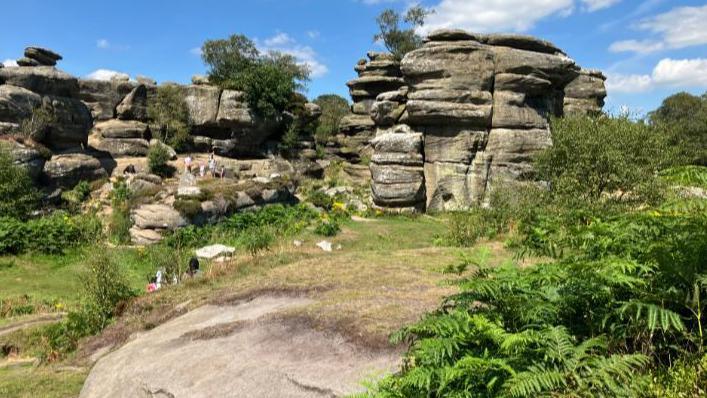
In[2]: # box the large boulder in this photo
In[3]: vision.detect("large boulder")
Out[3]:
[1,140,46,180]
[24,47,62,66]
[0,84,42,123]
[183,85,220,126]
[215,90,254,127]
[78,79,136,121]
[131,204,188,231]
[43,96,93,150]
[43,153,107,188]
[92,119,149,139]
[0,66,79,97]
[116,84,148,121]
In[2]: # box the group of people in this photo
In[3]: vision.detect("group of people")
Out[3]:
[184,152,226,179]
[146,257,202,293]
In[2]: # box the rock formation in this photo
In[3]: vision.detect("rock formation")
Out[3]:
[360,30,607,212]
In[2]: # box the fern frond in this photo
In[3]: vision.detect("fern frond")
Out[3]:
[617,301,685,332]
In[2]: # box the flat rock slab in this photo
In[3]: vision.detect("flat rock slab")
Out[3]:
[80,296,399,398]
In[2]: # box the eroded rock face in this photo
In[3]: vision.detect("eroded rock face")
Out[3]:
[43,153,107,188]
[364,29,607,212]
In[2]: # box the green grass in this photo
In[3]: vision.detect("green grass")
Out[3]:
[0,247,158,312]
[0,365,86,398]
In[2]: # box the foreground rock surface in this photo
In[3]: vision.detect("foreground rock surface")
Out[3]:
[80,296,399,398]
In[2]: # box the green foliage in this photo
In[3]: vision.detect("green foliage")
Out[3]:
[147,85,190,150]
[537,115,675,205]
[0,213,102,255]
[307,190,334,210]
[647,354,707,397]
[147,141,176,178]
[314,219,341,237]
[649,91,707,166]
[173,199,202,220]
[201,34,310,120]
[660,165,707,189]
[0,148,40,220]
[108,179,133,245]
[373,6,431,60]
[43,249,135,357]
[238,226,274,256]
[279,122,301,151]
[61,180,92,212]
[314,94,349,144]
[17,104,55,142]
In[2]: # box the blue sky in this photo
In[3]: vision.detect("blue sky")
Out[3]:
[2,0,706,115]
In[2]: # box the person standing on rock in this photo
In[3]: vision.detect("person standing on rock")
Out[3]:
[184,155,193,174]
[208,156,217,178]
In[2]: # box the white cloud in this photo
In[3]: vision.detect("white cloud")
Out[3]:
[307,30,320,40]
[652,58,707,87]
[264,33,295,47]
[190,47,202,57]
[96,39,110,49]
[85,69,130,81]
[420,0,574,34]
[606,57,707,93]
[609,39,664,54]
[2,59,18,67]
[260,33,328,79]
[581,0,621,12]
[606,73,653,93]
[609,4,707,54]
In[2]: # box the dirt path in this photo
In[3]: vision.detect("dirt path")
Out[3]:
[80,296,400,398]
[0,313,65,338]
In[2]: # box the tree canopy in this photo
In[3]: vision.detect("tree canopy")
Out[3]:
[313,94,350,144]
[648,91,707,166]
[201,34,310,120]
[373,6,431,60]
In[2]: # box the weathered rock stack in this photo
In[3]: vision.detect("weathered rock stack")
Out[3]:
[327,52,406,163]
[0,47,106,187]
[364,30,607,212]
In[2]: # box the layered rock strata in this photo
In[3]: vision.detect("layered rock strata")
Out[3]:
[364,30,607,212]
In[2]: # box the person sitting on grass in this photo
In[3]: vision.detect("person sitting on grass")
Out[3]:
[184,257,201,279]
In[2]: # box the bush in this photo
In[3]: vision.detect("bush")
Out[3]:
[537,115,675,205]
[201,34,309,120]
[307,190,334,211]
[173,199,202,220]
[660,165,707,189]
[314,94,349,144]
[147,144,175,178]
[314,219,340,237]
[147,85,190,150]
[0,147,40,220]
[108,179,132,245]
[238,226,273,256]
[17,105,55,142]
[0,213,102,255]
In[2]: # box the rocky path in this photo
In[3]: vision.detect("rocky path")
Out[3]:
[80,296,400,398]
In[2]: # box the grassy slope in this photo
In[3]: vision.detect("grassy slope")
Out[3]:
[0,215,522,397]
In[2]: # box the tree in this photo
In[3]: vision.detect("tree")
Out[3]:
[147,85,190,150]
[536,115,676,204]
[648,91,707,166]
[0,146,40,220]
[373,6,431,60]
[201,34,310,120]
[313,94,349,144]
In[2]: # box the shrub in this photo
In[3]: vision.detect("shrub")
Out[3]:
[537,115,675,205]
[373,6,431,60]
[17,104,55,142]
[108,179,133,245]
[314,219,340,237]
[147,143,175,178]
[0,148,40,220]
[307,190,334,211]
[0,213,102,255]
[173,199,202,219]
[147,85,190,150]
[238,226,273,256]
[660,165,707,189]
[201,34,310,120]
[314,94,349,144]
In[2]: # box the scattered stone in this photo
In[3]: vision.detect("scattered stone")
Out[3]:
[195,244,236,260]
[135,75,156,85]
[316,240,333,252]
[16,57,40,67]
[293,240,303,247]
[191,74,210,85]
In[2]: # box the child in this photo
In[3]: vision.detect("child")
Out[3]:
[199,162,206,178]
[208,156,217,178]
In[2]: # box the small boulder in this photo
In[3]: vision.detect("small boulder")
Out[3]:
[24,47,62,66]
